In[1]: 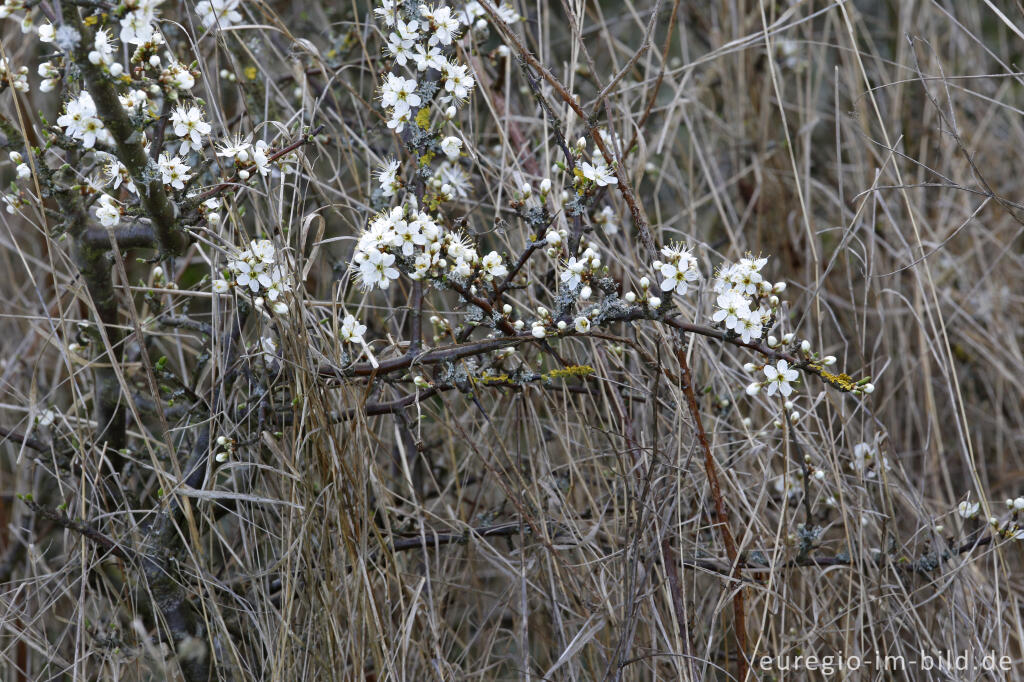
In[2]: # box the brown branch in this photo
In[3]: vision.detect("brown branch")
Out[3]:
[24,501,136,563]
[673,339,748,680]
[82,224,157,249]
[0,426,49,453]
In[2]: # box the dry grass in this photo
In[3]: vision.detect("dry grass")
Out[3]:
[2,0,1024,680]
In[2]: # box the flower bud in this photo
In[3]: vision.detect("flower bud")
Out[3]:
[539,178,552,193]
[639,277,650,290]
[823,355,836,366]
[743,363,756,373]
[862,383,875,394]
[413,375,430,388]
[513,320,524,330]
[216,436,229,446]
[624,292,636,303]
[648,296,661,309]
[782,333,794,344]
[531,325,546,338]
[767,335,779,348]
[579,285,592,300]
[502,304,513,314]
[800,339,811,352]
[745,382,761,396]
[773,282,787,293]
[110,63,124,77]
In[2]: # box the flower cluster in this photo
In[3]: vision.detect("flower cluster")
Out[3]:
[8,152,29,180]
[216,136,273,178]
[157,153,192,190]
[990,498,1024,541]
[56,92,113,149]
[375,2,478,133]
[352,203,507,291]
[118,0,162,45]
[710,255,778,344]
[0,57,29,92]
[559,246,601,295]
[37,60,60,92]
[215,240,292,314]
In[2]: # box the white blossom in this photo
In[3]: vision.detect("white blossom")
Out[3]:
[957,500,980,519]
[340,314,367,345]
[579,161,617,186]
[170,105,212,154]
[158,153,192,190]
[658,245,699,296]
[440,135,462,160]
[94,194,120,226]
[377,158,400,196]
[480,250,507,280]
[197,0,243,29]
[763,359,798,397]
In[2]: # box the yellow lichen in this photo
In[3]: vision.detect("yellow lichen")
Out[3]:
[818,369,855,392]
[415,108,431,130]
[543,365,596,381]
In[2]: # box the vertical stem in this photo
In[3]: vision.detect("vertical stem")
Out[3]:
[673,339,748,680]
[409,280,423,354]
[75,240,126,453]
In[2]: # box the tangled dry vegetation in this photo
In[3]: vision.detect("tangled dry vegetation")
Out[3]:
[1,0,1023,680]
